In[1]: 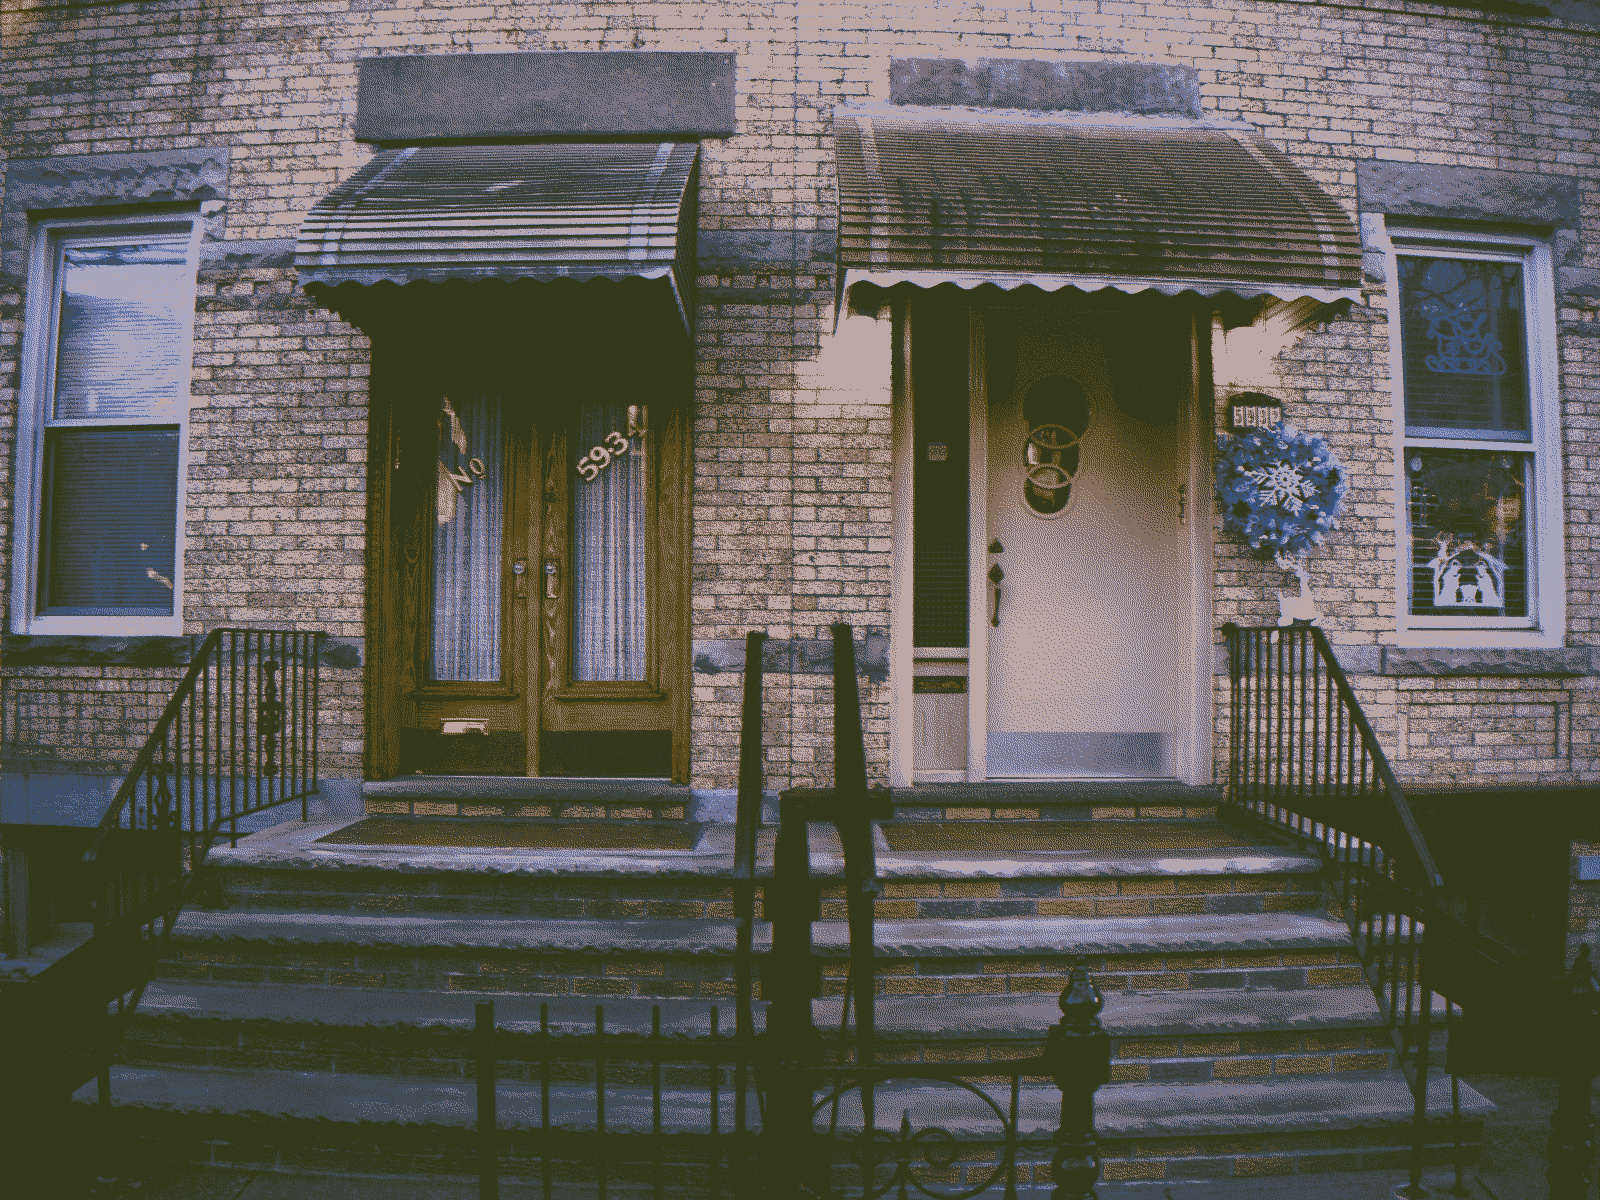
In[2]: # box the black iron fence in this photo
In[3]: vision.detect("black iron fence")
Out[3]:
[1223,621,1600,1199]
[0,629,323,1117]
[90,628,323,939]
[472,623,1111,1199]
[470,981,1110,1200]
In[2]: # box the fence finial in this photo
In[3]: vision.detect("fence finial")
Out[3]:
[1047,961,1110,1200]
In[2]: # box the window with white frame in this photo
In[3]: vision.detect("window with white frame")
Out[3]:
[11,216,198,635]
[1387,228,1562,644]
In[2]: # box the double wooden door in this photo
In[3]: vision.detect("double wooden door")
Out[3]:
[368,317,689,782]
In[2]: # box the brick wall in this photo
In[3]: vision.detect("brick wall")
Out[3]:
[1,0,1598,792]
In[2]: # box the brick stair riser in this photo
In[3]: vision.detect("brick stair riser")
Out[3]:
[206,871,1325,921]
[1084,1132,1478,1185]
[362,798,688,820]
[829,1134,1480,1189]
[115,1013,1400,1085]
[157,946,1370,999]
[88,1104,1480,1184]
[893,804,1220,822]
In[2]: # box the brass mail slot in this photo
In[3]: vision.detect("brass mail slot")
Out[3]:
[913,677,966,694]
[440,719,488,736]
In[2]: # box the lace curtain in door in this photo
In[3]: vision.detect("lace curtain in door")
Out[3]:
[432,392,503,682]
[573,400,646,681]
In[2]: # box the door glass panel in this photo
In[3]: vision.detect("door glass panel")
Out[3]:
[432,392,503,682]
[572,400,646,681]
[1021,375,1090,516]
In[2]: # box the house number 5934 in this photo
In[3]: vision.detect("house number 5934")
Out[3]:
[576,431,630,482]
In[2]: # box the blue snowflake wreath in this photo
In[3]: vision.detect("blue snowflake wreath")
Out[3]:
[1215,422,1347,557]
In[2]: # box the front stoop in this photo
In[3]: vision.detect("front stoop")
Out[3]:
[76,793,1493,1190]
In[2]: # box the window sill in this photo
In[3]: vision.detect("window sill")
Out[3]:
[1393,627,1565,651]
[16,615,183,638]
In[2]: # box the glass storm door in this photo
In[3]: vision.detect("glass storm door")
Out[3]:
[984,312,1182,778]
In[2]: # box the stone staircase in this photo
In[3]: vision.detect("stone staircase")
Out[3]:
[67,781,1491,1192]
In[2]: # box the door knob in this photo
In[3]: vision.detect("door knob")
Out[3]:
[989,540,1004,554]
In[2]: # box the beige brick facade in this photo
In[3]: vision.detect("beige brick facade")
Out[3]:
[1,0,1597,805]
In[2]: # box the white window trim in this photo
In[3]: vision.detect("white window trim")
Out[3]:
[10,211,201,637]
[1382,222,1564,649]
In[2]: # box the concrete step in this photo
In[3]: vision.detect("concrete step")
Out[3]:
[167,908,1356,958]
[122,980,1403,1083]
[157,910,1368,999]
[204,817,1324,921]
[132,980,1388,1040]
[74,1061,1491,1182]
[205,868,1327,922]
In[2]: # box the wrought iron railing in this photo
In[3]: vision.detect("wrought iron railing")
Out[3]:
[471,982,1111,1200]
[754,623,1109,1198]
[0,628,323,1112]
[1222,621,1600,1198]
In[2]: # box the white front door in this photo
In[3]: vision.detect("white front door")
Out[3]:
[983,311,1185,778]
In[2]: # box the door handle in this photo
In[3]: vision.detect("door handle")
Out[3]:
[544,560,559,599]
[988,563,1004,627]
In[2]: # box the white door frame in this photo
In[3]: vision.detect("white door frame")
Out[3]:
[965,313,992,781]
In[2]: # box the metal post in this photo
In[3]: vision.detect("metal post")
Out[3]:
[1045,962,1110,1200]
[477,1000,498,1200]
[761,794,823,1197]
[735,630,767,1044]
[830,623,884,1151]
[1398,970,1434,1200]
[1548,945,1599,1200]
[734,629,766,1199]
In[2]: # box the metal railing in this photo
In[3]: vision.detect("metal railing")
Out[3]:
[470,622,1111,1198]
[473,999,760,1200]
[758,623,1111,1199]
[0,628,323,1111]
[1223,621,1600,1198]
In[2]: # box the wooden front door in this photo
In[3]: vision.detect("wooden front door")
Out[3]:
[367,294,690,782]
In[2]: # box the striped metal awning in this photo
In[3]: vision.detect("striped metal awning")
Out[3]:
[835,111,1361,305]
[296,142,699,332]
